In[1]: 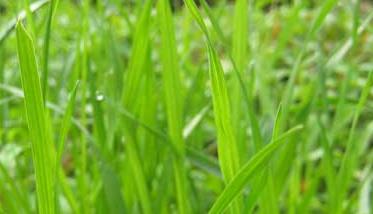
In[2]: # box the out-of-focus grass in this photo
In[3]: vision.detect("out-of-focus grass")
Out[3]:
[0,0,373,213]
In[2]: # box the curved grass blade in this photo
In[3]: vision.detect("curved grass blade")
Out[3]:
[209,125,303,214]
[184,0,243,211]
[184,0,240,183]
[196,0,263,153]
[0,0,49,46]
[16,21,55,214]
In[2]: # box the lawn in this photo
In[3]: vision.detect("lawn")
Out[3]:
[0,0,372,213]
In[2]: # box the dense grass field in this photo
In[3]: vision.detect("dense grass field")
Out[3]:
[0,0,372,213]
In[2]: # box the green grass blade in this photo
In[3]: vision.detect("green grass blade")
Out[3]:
[183,105,210,139]
[56,81,79,169]
[184,0,244,211]
[120,1,153,213]
[23,0,36,37]
[230,0,250,162]
[199,0,227,43]
[197,0,263,153]
[16,21,55,214]
[209,125,303,214]
[184,0,240,183]
[0,0,49,46]
[100,162,127,214]
[335,71,373,213]
[157,0,190,213]
[309,0,339,38]
[42,0,59,104]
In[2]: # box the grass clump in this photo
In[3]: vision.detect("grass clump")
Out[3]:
[0,0,372,213]
[15,21,55,214]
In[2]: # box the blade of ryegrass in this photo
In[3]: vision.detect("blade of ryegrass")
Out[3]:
[157,0,185,155]
[209,125,304,214]
[229,0,252,164]
[87,53,126,213]
[185,0,240,183]
[53,81,79,212]
[23,0,36,37]
[334,71,373,214]
[120,1,153,213]
[157,0,191,213]
[0,0,49,46]
[352,0,361,47]
[184,0,243,211]
[197,1,263,152]
[99,162,127,214]
[317,118,336,205]
[231,0,248,134]
[331,67,353,141]
[16,21,55,214]
[183,105,210,139]
[42,0,59,104]
[245,104,282,213]
[259,105,284,214]
[0,48,5,143]
[199,0,227,44]
[76,0,90,212]
[56,81,79,171]
[58,169,79,213]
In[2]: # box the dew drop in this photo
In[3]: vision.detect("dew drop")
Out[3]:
[96,91,105,102]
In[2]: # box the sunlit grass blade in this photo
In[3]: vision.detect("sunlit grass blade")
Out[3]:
[157,0,190,212]
[120,0,153,213]
[0,0,49,46]
[209,125,303,214]
[197,0,263,152]
[16,21,55,214]
[231,0,248,133]
[183,105,210,139]
[184,0,242,211]
[228,0,251,165]
[244,104,282,213]
[185,0,240,183]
